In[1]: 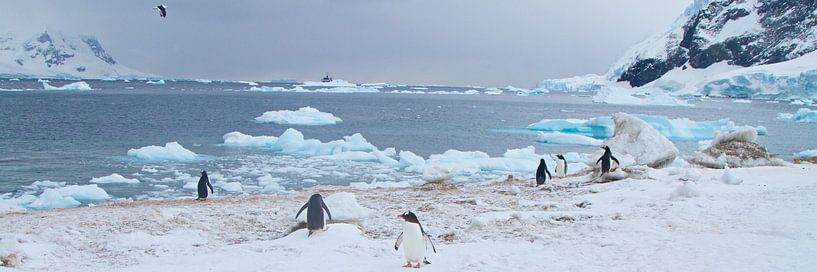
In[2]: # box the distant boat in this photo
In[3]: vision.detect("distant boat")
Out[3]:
[321,73,333,83]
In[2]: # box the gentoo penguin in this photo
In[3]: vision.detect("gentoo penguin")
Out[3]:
[196,170,214,200]
[153,5,167,18]
[295,194,332,236]
[596,145,620,176]
[535,158,552,186]
[394,211,436,268]
[555,154,568,178]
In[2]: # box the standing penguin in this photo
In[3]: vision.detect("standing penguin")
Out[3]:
[196,170,214,200]
[535,158,552,186]
[596,145,620,176]
[153,5,167,18]
[394,211,436,268]
[555,154,568,178]
[295,194,332,236]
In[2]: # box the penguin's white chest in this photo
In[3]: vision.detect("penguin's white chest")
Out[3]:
[556,160,566,177]
[401,222,426,262]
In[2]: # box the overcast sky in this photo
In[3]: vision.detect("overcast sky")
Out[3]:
[1,0,690,87]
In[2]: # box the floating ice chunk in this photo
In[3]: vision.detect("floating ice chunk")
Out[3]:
[0,195,36,213]
[484,88,503,95]
[28,189,81,210]
[222,132,279,147]
[42,81,92,90]
[732,99,752,103]
[593,87,694,107]
[89,173,140,184]
[254,107,342,126]
[604,113,678,168]
[145,79,165,84]
[422,166,454,183]
[536,74,607,92]
[777,108,817,122]
[323,192,373,221]
[721,167,743,185]
[257,174,286,192]
[248,86,287,92]
[528,114,764,140]
[794,149,817,159]
[194,79,212,84]
[536,132,602,146]
[299,79,356,87]
[222,129,387,161]
[216,181,243,192]
[29,180,66,188]
[55,184,111,202]
[398,151,425,173]
[127,142,200,162]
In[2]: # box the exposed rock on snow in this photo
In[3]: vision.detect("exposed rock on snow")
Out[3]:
[793,149,817,164]
[603,113,678,168]
[689,127,782,168]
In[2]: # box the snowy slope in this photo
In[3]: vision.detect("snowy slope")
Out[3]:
[0,31,152,79]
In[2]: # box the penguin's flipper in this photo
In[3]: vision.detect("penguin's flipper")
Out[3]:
[565,163,568,176]
[295,202,308,219]
[207,178,214,194]
[321,201,333,221]
[611,155,620,166]
[394,232,403,251]
[423,258,431,265]
[546,169,552,180]
[424,233,437,253]
[596,156,602,165]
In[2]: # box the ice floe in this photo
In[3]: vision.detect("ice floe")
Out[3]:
[42,81,92,90]
[527,114,765,140]
[254,107,342,126]
[89,173,140,184]
[145,79,165,85]
[536,132,602,146]
[127,142,200,162]
[777,108,817,122]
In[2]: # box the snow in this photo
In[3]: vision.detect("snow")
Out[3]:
[41,81,92,91]
[694,52,817,100]
[536,131,602,146]
[254,107,342,126]
[527,114,765,140]
[145,79,165,85]
[592,86,694,107]
[127,142,200,162]
[2,165,816,271]
[322,193,374,221]
[794,149,817,159]
[603,113,678,168]
[721,167,744,185]
[777,108,817,122]
[89,173,140,184]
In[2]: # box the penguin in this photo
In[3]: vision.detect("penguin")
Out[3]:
[196,170,214,200]
[596,145,620,176]
[153,5,167,18]
[295,194,332,236]
[535,158,552,186]
[555,154,568,178]
[394,211,436,268]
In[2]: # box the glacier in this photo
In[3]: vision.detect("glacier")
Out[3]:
[254,107,342,126]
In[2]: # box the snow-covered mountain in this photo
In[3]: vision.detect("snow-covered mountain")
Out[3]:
[610,0,817,87]
[0,31,152,79]
[537,0,817,101]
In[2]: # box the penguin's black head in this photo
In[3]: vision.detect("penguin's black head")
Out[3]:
[201,170,207,175]
[398,211,419,223]
[309,193,323,202]
[602,145,610,151]
[556,154,565,160]
[540,158,545,163]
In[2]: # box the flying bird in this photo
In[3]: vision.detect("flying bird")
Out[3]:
[153,5,167,18]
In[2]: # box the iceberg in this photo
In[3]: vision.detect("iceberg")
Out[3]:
[794,149,817,159]
[536,132,602,146]
[42,81,92,90]
[536,74,607,92]
[27,189,81,210]
[127,142,200,162]
[603,113,678,168]
[145,79,165,85]
[777,108,817,122]
[89,173,140,184]
[528,114,765,140]
[254,107,342,126]
[592,87,694,107]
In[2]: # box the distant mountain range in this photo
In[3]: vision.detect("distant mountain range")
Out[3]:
[0,31,152,79]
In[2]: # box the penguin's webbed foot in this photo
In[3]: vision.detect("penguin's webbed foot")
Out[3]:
[403,262,412,268]
[413,263,421,268]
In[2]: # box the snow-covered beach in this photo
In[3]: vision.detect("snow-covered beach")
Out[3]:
[2,163,816,271]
